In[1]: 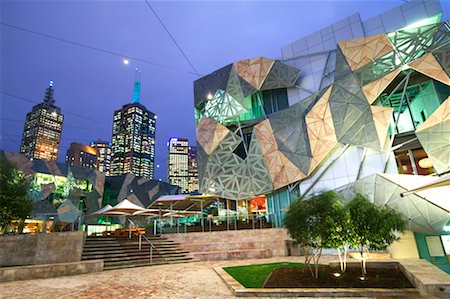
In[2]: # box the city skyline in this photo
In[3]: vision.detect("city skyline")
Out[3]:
[2,1,449,180]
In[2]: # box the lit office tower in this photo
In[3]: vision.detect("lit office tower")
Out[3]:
[90,140,112,175]
[167,138,189,193]
[110,70,156,179]
[66,142,97,169]
[188,146,199,193]
[20,81,64,161]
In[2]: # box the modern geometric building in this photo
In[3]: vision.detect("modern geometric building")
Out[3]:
[1,150,179,229]
[110,70,156,179]
[188,146,199,193]
[90,140,112,176]
[65,142,97,169]
[20,81,64,161]
[167,137,189,193]
[194,0,450,271]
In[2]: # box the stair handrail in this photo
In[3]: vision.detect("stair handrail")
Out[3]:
[128,219,155,264]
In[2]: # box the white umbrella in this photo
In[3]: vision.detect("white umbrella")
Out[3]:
[132,209,159,217]
[108,199,147,215]
[91,204,114,215]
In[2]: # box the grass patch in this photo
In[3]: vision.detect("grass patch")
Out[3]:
[223,262,305,288]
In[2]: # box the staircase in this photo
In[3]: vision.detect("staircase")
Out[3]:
[81,235,194,270]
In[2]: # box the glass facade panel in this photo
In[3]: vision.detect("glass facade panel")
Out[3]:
[394,148,434,175]
[381,80,449,134]
[261,88,289,115]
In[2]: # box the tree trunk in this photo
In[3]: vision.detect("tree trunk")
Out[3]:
[18,219,25,234]
[343,246,347,272]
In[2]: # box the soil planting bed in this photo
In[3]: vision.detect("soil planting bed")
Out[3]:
[263,265,414,288]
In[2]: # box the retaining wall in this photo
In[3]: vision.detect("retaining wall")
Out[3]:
[0,260,103,283]
[0,231,85,267]
[164,228,290,260]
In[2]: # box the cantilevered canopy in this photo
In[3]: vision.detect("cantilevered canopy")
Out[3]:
[148,194,218,211]
[401,174,450,196]
[342,173,450,234]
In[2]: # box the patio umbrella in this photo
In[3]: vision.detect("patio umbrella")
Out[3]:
[132,209,159,217]
[104,199,148,236]
[91,204,114,216]
[108,199,147,215]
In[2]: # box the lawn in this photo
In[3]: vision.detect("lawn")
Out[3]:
[223,262,305,288]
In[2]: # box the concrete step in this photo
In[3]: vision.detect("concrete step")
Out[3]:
[104,258,195,270]
[104,256,193,267]
[82,247,186,255]
[82,235,193,270]
[82,249,190,259]
[83,252,189,262]
[83,242,180,249]
[190,249,271,261]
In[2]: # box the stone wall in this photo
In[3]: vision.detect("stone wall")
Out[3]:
[0,231,85,267]
[164,228,290,260]
[0,260,103,283]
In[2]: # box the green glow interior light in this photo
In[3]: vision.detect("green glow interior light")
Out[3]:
[389,14,442,37]
[402,14,442,31]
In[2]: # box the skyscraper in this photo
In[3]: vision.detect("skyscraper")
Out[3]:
[110,70,156,179]
[65,142,97,169]
[90,140,112,175]
[167,138,189,193]
[20,81,64,161]
[188,146,199,193]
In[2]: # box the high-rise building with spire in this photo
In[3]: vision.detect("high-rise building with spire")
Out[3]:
[20,81,64,161]
[110,70,156,179]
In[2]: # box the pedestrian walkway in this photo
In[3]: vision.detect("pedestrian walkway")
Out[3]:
[0,256,433,299]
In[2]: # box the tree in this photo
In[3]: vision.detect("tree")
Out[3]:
[324,200,357,273]
[347,193,405,276]
[284,190,346,278]
[62,167,76,198]
[0,156,33,234]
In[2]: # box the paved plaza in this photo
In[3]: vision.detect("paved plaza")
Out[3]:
[0,256,359,299]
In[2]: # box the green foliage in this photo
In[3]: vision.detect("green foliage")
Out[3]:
[284,190,346,277]
[347,193,405,275]
[284,191,405,277]
[0,156,33,233]
[223,263,305,288]
[347,193,405,252]
[62,168,76,198]
[284,190,345,249]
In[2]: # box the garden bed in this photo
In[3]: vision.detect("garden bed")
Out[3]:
[263,264,414,288]
[216,261,421,297]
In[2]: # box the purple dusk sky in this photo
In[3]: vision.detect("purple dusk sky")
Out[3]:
[1,1,449,180]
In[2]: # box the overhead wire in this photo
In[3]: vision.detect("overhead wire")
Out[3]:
[0,22,200,76]
[1,118,94,130]
[142,0,201,77]
[0,130,20,146]
[1,91,111,126]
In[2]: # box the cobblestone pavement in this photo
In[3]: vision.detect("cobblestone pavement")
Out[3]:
[0,256,395,299]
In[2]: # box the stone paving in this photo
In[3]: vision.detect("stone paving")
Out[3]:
[0,256,437,299]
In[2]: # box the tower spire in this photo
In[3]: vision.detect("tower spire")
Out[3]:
[132,69,141,104]
[43,80,56,105]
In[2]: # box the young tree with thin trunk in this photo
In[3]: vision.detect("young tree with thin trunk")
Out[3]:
[347,193,405,276]
[284,190,346,278]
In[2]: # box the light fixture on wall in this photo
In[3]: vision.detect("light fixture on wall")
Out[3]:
[418,157,433,169]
